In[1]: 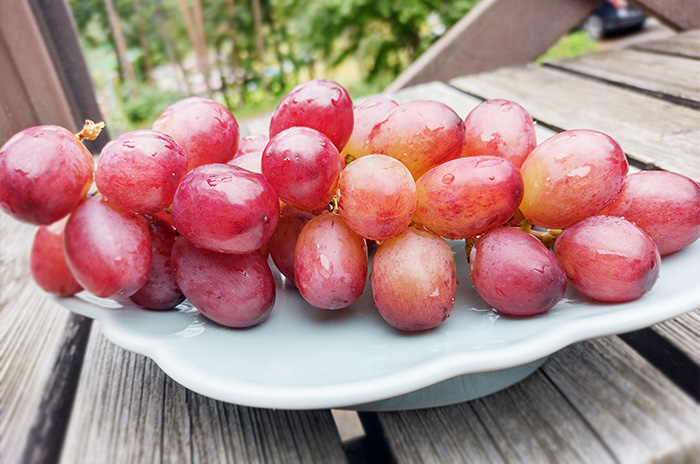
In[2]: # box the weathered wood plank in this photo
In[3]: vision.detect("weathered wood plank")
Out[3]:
[545,49,700,108]
[630,1,700,31]
[385,0,600,92]
[0,0,77,143]
[374,337,700,463]
[451,66,700,182]
[542,338,700,462]
[632,29,700,59]
[0,216,76,464]
[59,328,348,463]
[653,310,700,365]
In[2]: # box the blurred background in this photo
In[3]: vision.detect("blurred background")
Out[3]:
[68,0,665,135]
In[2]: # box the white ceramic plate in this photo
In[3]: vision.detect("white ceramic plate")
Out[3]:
[55,239,700,410]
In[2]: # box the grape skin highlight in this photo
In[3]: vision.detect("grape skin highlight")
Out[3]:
[365,100,466,180]
[599,170,700,256]
[338,154,417,241]
[469,227,567,317]
[172,163,280,254]
[554,215,660,302]
[269,79,354,152]
[30,217,83,297]
[152,97,240,172]
[415,156,523,239]
[371,227,457,331]
[462,99,537,168]
[294,212,368,310]
[519,129,628,229]
[0,125,94,225]
[63,195,152,299]
[172,237,276,328]
[96,129,187,214]
[262,127,343,211]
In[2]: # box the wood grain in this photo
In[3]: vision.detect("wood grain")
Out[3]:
[652,310,700,364]
[545,49,700,108]
[633,29,700,59]
[0,216,75,464]
[374,338,700,463]
[452,66,700,182]
[59,328,348,463]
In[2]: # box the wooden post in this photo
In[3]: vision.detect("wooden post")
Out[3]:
[0,0,108,151]
[385,0,601,93]
[630,0,700,31]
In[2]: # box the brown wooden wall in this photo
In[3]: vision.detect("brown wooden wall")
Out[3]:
[0,0,106,151]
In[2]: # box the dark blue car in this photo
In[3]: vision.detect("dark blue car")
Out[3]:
[582,0,647,39]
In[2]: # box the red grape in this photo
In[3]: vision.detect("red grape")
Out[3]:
[30,217,83,296]
[294,212,368,310]
[262,127,343,211]
[267,210,314,285]
[269,79,354,151]
[95,129,187,214]
[152,97,240,172]
[129,215,185,310]
[519,129,628,229]
[462,99,536,168]
[341,97,398,160]
[599,170,700,255]
[172,163,280,254]
[554,215,660,302]
[370,227,456,331]
[338,154,416,241]
[415,156,523,239]
[172,237,275,328]
[365,100,465,179]
[469,227,566,316]
[0,125,94,225]
[64,195,152,299]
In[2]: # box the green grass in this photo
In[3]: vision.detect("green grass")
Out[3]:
[535,31,599,65]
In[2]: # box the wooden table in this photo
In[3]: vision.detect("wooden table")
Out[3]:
[2,31,699,464]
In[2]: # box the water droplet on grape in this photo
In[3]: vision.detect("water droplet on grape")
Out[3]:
[206,175,233,187]
[442,174,455,184]
[123,141,136,149]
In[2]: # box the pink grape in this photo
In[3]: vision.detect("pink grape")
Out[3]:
[64,195,152,299]
[338,154,416,241]
[262,127,343,211]
[172,164,279,254]
[269,79,354,151]
[519,129,628,229]
[364,100,465,179]
[0,125,94,225]
[30,217,83,296]
[152,97,240,172]
[415,156,523,239]
[599,170,700,255]
[129,215,185,310]
[172,237,275,328]
[267,211,314,285]
[95,129,187,214]
[340,97,399,159]
[228,151,262,174]
[554,215,660,302]
[294,212,368,310]
[370,227,456,331]
[469,228,566,317]
[232,134,269,159]
[462,99,537,168]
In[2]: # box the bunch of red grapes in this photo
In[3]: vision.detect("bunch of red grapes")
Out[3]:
[2,79,699,332]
